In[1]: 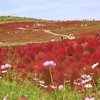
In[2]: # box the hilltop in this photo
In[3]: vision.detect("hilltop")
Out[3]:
[0,16,48,23]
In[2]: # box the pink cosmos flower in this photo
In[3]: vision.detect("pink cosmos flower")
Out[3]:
[84,97,95,100]
[50,85,57,89]
[81,74,92,83]
[43,61,56,67]
[58,85,64,89]
[39,84,48,88]
[1,64,12,70]
[73,78,82,85]
[1,65,5,70]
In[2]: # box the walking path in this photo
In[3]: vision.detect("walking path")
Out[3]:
[44,30,68,37]
[17,27,68,37]
[44,30,75,40]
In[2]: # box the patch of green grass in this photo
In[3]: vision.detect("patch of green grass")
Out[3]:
[0,16,48,23]
[0,74,52,100]
[0,72,99,100]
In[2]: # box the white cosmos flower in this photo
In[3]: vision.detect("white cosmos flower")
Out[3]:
[39,80,45,84]
[92,62,99,69]
[84,84,92,88]
[2,70,7,74]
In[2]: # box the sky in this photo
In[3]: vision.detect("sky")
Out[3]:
[0,0,100,20]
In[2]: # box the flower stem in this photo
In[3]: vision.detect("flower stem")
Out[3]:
[49,66,54,85]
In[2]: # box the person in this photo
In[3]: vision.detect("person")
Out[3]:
[61,36,64,40]
[68,34,75,40]
[96,33,100,37]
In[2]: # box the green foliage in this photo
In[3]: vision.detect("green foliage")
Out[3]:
[0,16,47,23]
[0,75,99,100]
[0,74,52,100]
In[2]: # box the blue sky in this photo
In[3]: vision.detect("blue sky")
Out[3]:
[0,0,100,20]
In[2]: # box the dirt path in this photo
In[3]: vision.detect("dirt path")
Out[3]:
[0,41,48,46]
[17,27,68,37]
[44,30,68,37]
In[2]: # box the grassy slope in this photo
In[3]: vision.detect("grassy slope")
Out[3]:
[0,16,48,23]
[0,16,100,46]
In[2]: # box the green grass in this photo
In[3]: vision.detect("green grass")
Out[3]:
[0,70,99,100]
[0,16,48,23]
[0,72,52,100]
[0,77,81,100]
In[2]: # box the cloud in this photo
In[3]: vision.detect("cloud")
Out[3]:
[0,1,59,15]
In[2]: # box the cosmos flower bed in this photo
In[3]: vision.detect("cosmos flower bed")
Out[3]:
[0,36,100,92]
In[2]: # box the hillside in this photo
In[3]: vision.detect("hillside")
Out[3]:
[0,16,48,23]
[0,16,100,46]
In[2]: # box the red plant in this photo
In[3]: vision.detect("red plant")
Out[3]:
[21,55,32,65]
[16,62,27,69]
[74,44,84,54]
[56,48,67,56]
[19,98,28,100]
[90,52,100,64]
[34,52,45,62]
[67,46,74,56]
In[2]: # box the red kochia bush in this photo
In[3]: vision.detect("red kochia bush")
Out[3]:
[63,62,80,84]
[90,52,100,64]
[16,62,27,69]
[74,53,83,62]
[21,55,32,65]
[35,60,44,72]
[85,43,96,53]
[80,57,90,64]
[0,57,3,66]
[44,52,55,61]
[26,62,35,72]
[55,53,66,63]
[42,42,55,52]
[67,46,74,56]
[25,51,36,61]
[74,44,84,54]
[62,56,76,67]
[0,47,2,53]
[96,45,100,54]
[32,46,43,54]
[34,52,45,62]
[85,37,99,54]
[53,71,65,85]
[11,54,20,62]
[56,48,67,56]
[76,36,86,44]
